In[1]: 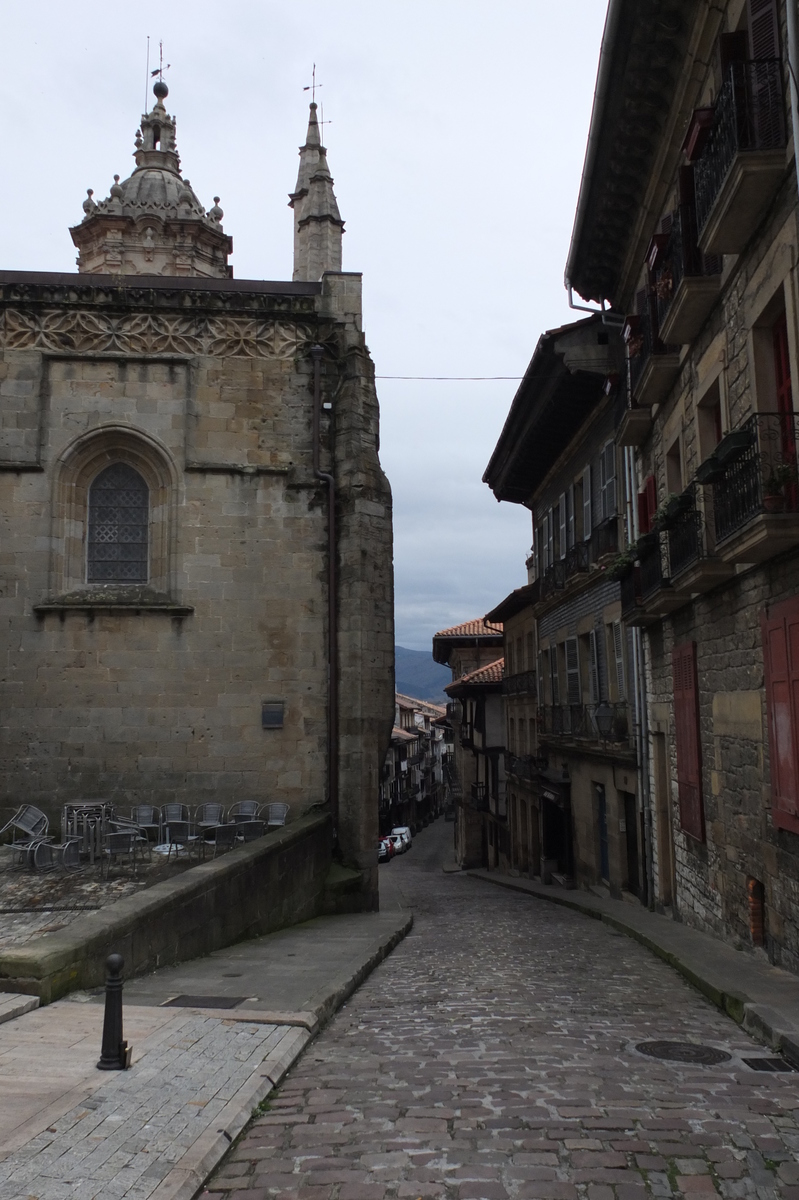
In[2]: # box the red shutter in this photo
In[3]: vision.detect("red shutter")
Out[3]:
[761,597,799,834]
[773,313,793,417]
[748,0,780,59]
[672,642,705,841]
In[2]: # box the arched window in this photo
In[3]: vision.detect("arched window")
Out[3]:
[87,463,149,583]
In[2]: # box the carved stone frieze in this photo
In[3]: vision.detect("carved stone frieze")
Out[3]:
[0,308,321,359]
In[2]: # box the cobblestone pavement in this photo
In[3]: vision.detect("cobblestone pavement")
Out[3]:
[205,820,799,1200]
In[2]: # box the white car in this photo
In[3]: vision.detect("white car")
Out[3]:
[391,826,412,851]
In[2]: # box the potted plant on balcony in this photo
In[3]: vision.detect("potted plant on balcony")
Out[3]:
[606,546,636,581]
[762,459,798,513]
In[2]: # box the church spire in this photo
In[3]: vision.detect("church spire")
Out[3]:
[289,102,344,282]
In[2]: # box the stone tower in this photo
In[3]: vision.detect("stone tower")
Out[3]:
[289,103,344,282]
[70,80,232,277]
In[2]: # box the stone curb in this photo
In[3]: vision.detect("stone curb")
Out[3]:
[467,869,799,1067]
[149,908,413,1200]
[0,992,38,1025]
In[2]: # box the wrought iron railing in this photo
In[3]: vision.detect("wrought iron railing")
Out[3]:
[712,413,799,543]
[592,516,618,560]
[505,753,537,782]
[541,542,590,597]
[502,669,537,696]
[638,536,668,600]
[666,488,704,578]
[539,703,630,744]
[471,781,489,811]
[628,291,677,397]
[654,206,722,330]
[695,59,786,236]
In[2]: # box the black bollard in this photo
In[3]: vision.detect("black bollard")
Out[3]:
[97,952,131,1070]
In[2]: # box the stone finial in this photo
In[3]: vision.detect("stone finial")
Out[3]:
[110,175,123,201]
[208,197,224,223]
[82,188,96,217]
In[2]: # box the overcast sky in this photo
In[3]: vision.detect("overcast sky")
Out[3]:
[0,1,607,652]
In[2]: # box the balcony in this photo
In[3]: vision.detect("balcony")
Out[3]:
[709,413,799,564]
[695,60,787,256]
[541,542,590,598]
[471,781,490,811]
[626,292,681,410]
[655,206,722,345]
[539,702,631,746]
[505,753,537,783]
[591,515,618,560]
[502,668,537,697]
[617,401,656,447]
[637,534,686,617]
[664,486,734,594]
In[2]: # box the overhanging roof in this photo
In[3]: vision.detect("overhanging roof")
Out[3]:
[565,0,697,305]
[483,315,612,505]
[485,583,539,625]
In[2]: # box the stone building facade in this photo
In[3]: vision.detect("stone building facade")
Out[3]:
[566,0,799,966]
[484,317,646,898]
[0,84,394,908]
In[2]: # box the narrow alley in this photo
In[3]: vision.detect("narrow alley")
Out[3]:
[205,820,799,1200]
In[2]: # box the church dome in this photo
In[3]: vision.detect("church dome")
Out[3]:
[113,167,205,216]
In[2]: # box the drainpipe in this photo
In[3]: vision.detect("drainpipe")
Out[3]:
[311,345,338,836]
[788,0,799,196]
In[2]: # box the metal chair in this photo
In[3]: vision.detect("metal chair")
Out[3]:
[265,802,289,828]
[163,821,198,863]
[33,838,81,872]
[129,805,160,843]
[101,830,138,878]
[202,822,237,859]
[0,805,51,869]
[160,804,190,840]
[194,802,226,830]
[228,801,261,822]
[112,815,152,862]
[240,819,265,843]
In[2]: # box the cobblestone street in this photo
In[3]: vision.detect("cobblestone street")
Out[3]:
[206,820,799,1200]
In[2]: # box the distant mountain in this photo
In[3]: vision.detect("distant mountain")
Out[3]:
[395,645,451,704]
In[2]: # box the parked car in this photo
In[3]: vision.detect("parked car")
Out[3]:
[377,837,391,863]
[388,834,404,855]
[391,826,412,851]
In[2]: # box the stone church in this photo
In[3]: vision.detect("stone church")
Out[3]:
[0,80,394,908]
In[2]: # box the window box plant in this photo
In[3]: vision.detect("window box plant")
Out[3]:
[762,459,798,513]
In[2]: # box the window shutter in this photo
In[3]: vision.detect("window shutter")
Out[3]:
[748,0,780,59]
[602,443,617,520]
[550,645,559,706]
[567,484,576,548]
[565,638,580,705]
[546,510,555,569]
[672,642,705,841]
[526,631,534,671]
[637,490,649,536]
[773,313,794,417]
[558,493,567,560]
[761,598,799,834]
[582,465,592,540]
[613,621,625,700]
[645,474,657,531]
[538,652,546,705]
[589,629,600,704]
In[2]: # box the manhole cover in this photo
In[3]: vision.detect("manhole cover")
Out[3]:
[162,995,247,1009]
[636,1040,731,1065]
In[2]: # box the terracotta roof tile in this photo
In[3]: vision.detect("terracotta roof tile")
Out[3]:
[445,657,505,694]
[433,618,503,639]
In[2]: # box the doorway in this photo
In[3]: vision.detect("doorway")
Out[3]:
[596,783,609,883]
[653,732,676,908]
[622,791,640,898]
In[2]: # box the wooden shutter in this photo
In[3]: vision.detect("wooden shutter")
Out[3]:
[549,645,559,705]
[546,510,555,568]
[589,629,600,704]
[565,638,581,705]
[748,0,780,59]
[672,641,705,841]
[558,493,567,560]
[761,597,799,834]
[601,442,617,520]
[612,621,625,700]
[582,465,592,540]
[567,484,576,548]
[639,474,658,533]
[773,312,794,416]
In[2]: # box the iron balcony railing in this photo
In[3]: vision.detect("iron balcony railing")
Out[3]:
[505,753,537,782]
[666,488,704,578]
[541,541,590,598]
[471,781,490,811]
[654,206,722,331]
[695,59,786,236]
[539,703,630,744]
[627,291,677,397]
[638,535,669,600]
[711,413,799,543]
[591,516,618,560]
[502,668,537,696]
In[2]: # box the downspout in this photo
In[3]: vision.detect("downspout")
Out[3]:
[787,0,799,195]
[311,344,338,837]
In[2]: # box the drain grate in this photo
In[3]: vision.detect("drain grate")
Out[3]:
[162,995,247,1009]
[742,1057,796,1072]
[636,1040,732,1065]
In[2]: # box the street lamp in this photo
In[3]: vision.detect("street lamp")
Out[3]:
[594,701,615,742]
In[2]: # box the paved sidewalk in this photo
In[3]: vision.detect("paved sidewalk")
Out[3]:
[468,870,799,1063]
[0,908,411,1200]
